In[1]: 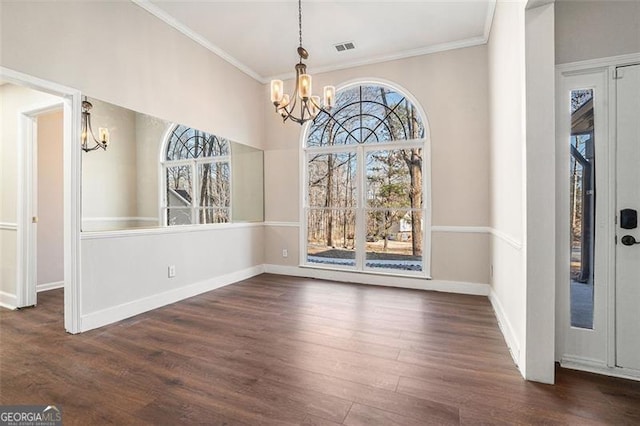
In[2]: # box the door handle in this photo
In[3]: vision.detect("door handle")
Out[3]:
[621,235,640,246]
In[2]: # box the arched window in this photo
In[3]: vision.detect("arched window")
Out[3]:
[303,82,429,275]
[161,125,230,225]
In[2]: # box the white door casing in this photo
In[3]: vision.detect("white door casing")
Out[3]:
[615,63,640,371]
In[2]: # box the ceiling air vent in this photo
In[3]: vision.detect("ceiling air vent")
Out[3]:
[334,42,355,52]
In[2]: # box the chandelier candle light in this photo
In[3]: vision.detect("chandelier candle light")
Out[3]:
[81,96,110,152]
[270,0,335,125]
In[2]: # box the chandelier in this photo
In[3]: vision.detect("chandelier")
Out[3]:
[270,0,335,125]
[81,96,110,152]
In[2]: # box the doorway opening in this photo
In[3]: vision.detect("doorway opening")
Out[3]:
[0,67,82,333]
[1,83,64,310]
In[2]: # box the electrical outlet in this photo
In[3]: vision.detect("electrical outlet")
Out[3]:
[168,265,176,278]
[282,249,288,258]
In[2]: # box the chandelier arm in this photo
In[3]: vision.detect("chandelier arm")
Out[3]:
[85,115,102,145]
[81,97,108,151]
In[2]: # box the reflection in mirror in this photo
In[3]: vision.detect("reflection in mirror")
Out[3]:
[81,97,264,232]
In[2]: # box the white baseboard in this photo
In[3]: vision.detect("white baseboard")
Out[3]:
[561,355,640,382]
[489,288,521,371]
[80,265,265,332]
[263,264,490,296]
[37,281,64,292]
[0,291,17,310]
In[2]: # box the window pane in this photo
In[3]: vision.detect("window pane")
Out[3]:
[570,88,595,329]
[166,165,192,207]
[306,85,425,147]
[166,208,192,226]
[198,208,229,224]
[366,210,422,271]
[366,149,422,209]
[304,84,427,277]
[198,162,230,209]
[166,125,230,160]
[308,152,357,208]
[307,208,356,267]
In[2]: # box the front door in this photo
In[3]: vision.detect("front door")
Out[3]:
[616,63,640,371]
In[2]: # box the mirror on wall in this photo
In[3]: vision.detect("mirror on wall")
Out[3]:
[81,97,264,232]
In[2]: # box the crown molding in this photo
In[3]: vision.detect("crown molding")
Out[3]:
[131,0,266,83]
[132,0,496,85]
[484,0,497,42]
[266,35,489,82]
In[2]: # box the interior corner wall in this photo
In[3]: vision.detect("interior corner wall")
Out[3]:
[487,0,527,375]
[555,0,640,65]
[263,45,492,288]
[524,2,555,384]
[0,1,265,327]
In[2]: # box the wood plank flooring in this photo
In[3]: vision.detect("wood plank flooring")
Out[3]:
[1,274,639,425]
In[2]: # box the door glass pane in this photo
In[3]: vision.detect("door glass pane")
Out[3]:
[570,89,595,329]
[306,208,356,267]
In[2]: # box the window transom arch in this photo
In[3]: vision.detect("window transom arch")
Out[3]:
[302,80,430,276]
[161,124,231,226]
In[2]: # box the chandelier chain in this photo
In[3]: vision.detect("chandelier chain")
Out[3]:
[298,0,303,48]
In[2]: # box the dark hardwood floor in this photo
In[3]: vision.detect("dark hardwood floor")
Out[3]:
[1,274,639,425]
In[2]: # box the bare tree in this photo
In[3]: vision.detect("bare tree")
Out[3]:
[379,90,423,256]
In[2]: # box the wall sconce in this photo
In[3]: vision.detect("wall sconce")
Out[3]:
[81,96,109,152]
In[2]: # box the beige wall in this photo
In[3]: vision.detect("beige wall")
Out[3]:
[37,110,64,286]
[135,113,169,223]
[81,98,138,230]
[0,0,264,150]
[231,143,264,222]
[0,84,62,297]
[555,0,640,64]
[81,99,166,231]
[264,45,491,284]
[1,1,266,321]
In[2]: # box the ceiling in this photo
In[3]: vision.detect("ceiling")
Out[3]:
[134,1,495,83]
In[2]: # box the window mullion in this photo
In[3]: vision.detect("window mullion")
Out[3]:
[192,161,198,224]
[355,145,366,271]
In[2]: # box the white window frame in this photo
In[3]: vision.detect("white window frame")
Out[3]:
[300,79,432,278]
[160,125,232,226]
